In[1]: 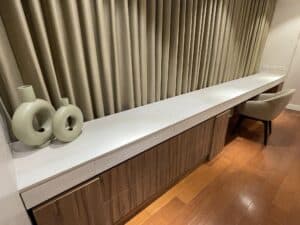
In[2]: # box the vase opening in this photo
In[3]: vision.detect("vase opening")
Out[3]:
[32,108,52,134]
[65,116,76,131]
[38,128,45,132]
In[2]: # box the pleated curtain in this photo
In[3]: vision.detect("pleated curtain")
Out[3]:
[0,0,276,121]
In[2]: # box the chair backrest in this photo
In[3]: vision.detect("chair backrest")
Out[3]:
[263,89,296,120]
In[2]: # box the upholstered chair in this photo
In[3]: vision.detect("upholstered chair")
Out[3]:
[237,89,296,145]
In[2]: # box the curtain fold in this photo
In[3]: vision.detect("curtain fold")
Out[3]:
[0,0,276,120]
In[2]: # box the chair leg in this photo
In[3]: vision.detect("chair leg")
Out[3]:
[269,121,272,134]
[264,121,269,145]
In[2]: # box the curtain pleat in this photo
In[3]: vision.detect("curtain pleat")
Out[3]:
[78,1,105,117]
[181,0,193,94]
[146,0,156,103]
[161,0,171,99]
[0,17,23,112]
[128,0,141,107]
[175,0,186,96]
[95,0,115,115]
[155,0,163,101]
[167,0,180,98]
[0,0,276,121]
[44,1,75,105]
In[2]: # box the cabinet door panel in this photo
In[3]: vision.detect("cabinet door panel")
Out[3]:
[156,141,171,189]
[33,118,216,225]
[33,178,106,225]
[210,110,230,160]
[169,135,180,183]
[130,154,145,206]
[202,118,216,159]
[143,148,158,198]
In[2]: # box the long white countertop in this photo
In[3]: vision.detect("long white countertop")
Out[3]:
[12,72,285,209]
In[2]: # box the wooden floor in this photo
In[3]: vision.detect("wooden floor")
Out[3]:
[126,110,300,225]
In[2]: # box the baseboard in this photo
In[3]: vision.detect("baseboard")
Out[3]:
[286,104,300,111]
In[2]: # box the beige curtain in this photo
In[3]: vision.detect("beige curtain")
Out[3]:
[0,0,276,121]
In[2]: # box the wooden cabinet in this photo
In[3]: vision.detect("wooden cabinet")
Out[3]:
[32,118,216,225]
[32,178,107,225]
[209,110,231,160]
[98,118,214,224]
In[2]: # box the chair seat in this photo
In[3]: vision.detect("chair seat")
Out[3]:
[236,89,295,145]
[238,89,296,121]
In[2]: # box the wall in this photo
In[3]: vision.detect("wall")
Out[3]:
[284,39,300,110]
[0,110,31,225]
[261,0,300,109]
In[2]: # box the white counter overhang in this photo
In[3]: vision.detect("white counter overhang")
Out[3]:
[12,72,285,209]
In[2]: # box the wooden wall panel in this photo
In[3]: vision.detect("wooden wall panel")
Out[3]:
[32,178,107,225]
[209,110,231,160]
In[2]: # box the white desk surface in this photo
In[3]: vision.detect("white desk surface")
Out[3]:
[11,72,285,209]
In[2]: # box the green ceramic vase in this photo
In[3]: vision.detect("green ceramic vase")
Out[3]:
[11,85,55,147]
[52,98,83,142]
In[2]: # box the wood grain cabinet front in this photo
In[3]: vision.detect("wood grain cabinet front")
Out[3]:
[209,110,231,160]
[32,178,107,225]
[32,118,216,225]
[97,118,214,224]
